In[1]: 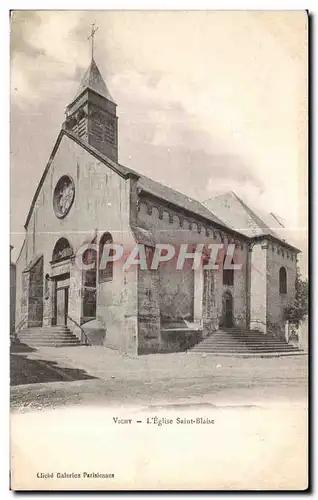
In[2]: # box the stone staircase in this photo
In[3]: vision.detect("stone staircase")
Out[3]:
[17,326,82,348]
[190,327,302,355]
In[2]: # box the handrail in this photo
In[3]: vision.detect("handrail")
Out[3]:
[66,314,91,346]
[15,316,27,332]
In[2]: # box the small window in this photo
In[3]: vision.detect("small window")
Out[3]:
[279,266,287,294]
[223,255,234,286]
[99,232,113,283]
[145,245,155,270]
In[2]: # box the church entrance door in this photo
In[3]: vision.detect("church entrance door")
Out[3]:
[52,274,70,327]
[55,286,69,326]
[222,291,233,328]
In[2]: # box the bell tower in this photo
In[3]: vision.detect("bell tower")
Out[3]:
[63,25,118,162]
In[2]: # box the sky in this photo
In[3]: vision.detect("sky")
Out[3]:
[10,10,308,271]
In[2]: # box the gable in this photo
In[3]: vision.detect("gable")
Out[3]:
[24,128,137,230]
[203,191,300,252]
[203,192,264,237]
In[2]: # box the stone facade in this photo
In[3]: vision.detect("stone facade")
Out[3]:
[266,241,297,337]
[10,246,16,334]
[15,131,139,354]
[14,57,300,355]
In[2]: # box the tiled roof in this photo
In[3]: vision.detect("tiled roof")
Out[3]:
[203,191,296,245]
[137,174,225,227]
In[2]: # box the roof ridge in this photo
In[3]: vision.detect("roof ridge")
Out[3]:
[230,191,277,235]
[269,211,285,228]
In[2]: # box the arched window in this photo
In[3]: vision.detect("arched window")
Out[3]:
[82,248,97,287]
[223,254,234,286]
[99,232,113,283]
[52,237,73,262]
[82,247,97,320]
[44,273,50,299]
[279,266,287,294]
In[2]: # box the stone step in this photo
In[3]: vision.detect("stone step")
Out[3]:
[196,344,293,350]
[193,340,296,348]
[192,349,299,354]
[22,338,80,344]
[192,338,297,345]
[218,332,284,338]
[202,333,287,340]
[191,341,298,349]
[19,333,73,338]
[18,334,77,340]
[190,328,301,355]
[21,342,80,347]
[218,332,287,340]
[19,331,73,337]
[19,337,80,344]
[225,335,288,341]
[17,327,82,347]
[18,337,79,343]
[20,327,71,333]
[192,346,299,353]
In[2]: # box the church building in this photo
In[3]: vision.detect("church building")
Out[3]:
[14,53,301,355]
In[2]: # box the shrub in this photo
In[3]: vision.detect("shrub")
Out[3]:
[284,270,308,328]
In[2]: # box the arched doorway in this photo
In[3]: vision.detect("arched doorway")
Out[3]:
[51,238,73,326]
[222,291,233,328]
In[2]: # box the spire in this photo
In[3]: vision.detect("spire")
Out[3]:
[72,59,115,104]
[71,23,115,105]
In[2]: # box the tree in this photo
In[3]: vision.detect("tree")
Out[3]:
[284,269,308,328]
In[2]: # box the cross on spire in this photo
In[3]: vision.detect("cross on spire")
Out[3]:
[87,23,99,60]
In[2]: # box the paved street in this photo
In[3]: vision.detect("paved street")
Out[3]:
[10,344,308,412]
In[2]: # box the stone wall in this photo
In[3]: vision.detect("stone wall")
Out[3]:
[15,240,28,331]
[28,256,44,327]
[249,239,298,335]
[15,134,139,354]
[266,241,297,337]
[10,262,16,333]
[159,258,194,322]
[136,193,248,340]
[249,242,267,333]
[220,242,247,328]
[137,266,161,354]
[202,268,220,335]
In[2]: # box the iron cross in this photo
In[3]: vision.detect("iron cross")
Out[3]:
[88,23,99,60]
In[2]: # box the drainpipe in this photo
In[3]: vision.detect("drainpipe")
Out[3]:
[246,241,255,330]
